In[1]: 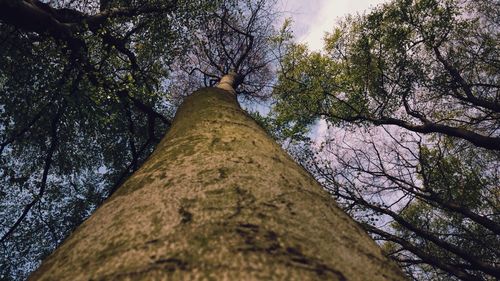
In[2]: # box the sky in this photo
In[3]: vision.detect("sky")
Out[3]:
[279,0,389,51]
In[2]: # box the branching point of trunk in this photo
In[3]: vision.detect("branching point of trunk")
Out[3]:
[216,71,243,93]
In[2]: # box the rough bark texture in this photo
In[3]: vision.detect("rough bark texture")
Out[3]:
[30,87,405,280]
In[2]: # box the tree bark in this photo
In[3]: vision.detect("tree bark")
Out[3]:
[29,87,405,280]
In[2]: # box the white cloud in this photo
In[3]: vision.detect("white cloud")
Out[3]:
[309,118,329,147]
[279,0,388,51]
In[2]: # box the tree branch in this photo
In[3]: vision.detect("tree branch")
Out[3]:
[362,223,482,281]
[0,105,62,243]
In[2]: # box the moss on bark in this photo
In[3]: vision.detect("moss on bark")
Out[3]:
[29,87,405,280]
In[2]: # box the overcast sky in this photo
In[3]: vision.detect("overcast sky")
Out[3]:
[279,0,389,51]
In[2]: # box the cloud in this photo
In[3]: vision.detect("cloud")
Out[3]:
[280,0,388,51]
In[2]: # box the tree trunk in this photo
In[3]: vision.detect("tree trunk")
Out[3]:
[29,87,405,280]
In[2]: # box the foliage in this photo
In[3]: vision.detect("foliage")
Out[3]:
[0,0,217,279]
[271,0,500,279]
[274,0,500,150]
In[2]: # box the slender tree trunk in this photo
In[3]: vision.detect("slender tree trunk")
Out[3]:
[30,86,405,280]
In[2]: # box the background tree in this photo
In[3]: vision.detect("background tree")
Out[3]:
[0,0,217,278]
[270,0,499,280]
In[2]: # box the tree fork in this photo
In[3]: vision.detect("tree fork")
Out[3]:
[29,87,404,280]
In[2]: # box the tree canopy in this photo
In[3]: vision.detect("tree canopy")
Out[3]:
[270,0,499,280]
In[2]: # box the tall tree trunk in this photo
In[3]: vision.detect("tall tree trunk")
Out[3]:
[30,87,404,280]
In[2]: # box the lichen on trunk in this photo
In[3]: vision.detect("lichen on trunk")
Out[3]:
[29,87,405,280]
